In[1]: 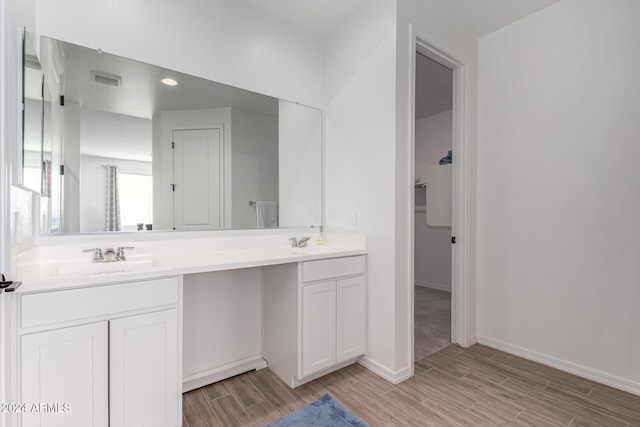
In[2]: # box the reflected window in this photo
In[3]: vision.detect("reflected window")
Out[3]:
[23,167,41,192]
[119,173,153,230]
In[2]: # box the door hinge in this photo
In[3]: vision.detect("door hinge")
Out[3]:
[60,165,65,176]
[171,142,175,149]
[171,184,176,192]
[60,95,65,106]
[451,236,456,244]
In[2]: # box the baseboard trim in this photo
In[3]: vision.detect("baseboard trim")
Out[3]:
[291,358,359,388]
[415,280,451,293]
[465,335,478,347]
[477,336,640,396]
[182,355,267,392]
[358,356,412,384]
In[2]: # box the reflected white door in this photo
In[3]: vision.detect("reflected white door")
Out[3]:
[173,128,223,230]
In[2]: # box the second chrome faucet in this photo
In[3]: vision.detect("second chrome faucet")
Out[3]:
[289,237,311,248]
[83,246,135,262]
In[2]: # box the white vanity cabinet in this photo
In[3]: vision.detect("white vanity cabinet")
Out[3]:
[109,309,179,427]
[17,277,181,427]
[301,280,337,375]
[335,276,366,363]
[21,322,109,427]
[263,255,366,387]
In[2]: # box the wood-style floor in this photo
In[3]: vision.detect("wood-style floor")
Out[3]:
[182,344,640,426]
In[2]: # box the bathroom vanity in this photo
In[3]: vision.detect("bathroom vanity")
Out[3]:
[16,277,181,427]
[6,232,366,427]
[7,30,365,427]
[263,255,366,387]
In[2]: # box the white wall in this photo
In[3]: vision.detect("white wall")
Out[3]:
[3,0,38,263]
[477,0,640,393]
[79,108,152,161]
[325,0,399,377]
[231,108,278,229]
[34,0,324,108]
[1,0,36,424]
[325,0,478,381]
[278,100,322,228]
[415,110,452,291]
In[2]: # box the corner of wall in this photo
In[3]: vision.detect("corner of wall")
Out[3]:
[324,0,399,375]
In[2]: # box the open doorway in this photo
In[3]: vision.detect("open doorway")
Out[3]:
[413,52,454,362]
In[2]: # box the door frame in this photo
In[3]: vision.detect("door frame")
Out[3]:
[408,27,476,370]
[171,125,225,231]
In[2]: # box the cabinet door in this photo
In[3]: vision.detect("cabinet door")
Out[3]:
[110,309,179,427]
[21,322,109,427]
[337,276,366,362]
[302,281,336,377]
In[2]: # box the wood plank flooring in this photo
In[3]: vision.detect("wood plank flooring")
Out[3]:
[182,344,640,426]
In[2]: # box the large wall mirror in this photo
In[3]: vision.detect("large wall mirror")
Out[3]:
[33,35,322,234]
[21,30,51,194]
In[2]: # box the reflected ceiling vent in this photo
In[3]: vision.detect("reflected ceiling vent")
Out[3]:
[91,71,122,87]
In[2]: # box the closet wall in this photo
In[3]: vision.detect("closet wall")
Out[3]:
[415,110,452,291]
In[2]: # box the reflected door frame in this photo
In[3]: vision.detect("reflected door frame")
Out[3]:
[171,126,224,231]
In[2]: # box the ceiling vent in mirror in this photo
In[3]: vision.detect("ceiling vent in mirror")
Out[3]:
[91,71,122,87]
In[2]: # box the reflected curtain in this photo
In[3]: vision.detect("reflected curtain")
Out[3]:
[104,165,121,231]
[42,160,51,197]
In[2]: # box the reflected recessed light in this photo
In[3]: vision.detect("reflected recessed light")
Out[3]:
[161,78,177,86]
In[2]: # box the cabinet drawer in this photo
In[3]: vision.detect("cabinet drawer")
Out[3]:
[21,277,180,329]
[302,256,365,283]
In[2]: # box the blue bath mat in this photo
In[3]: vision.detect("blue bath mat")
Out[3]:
[265,393,368,427]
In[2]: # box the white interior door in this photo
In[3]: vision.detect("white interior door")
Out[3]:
[173,128,223,230]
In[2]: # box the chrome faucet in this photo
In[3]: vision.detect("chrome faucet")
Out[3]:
[298,237,311,247]
[289,237,311,248]
[83,246,135,262]
[83,248,104,263]
[116,246,135,261]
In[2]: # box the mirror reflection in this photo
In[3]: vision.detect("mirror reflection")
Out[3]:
[38,36,322,234]
[22,31,46,194]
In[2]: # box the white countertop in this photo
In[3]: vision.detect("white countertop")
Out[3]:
[14,233,366,293]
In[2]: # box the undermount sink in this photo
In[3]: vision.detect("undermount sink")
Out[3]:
[55,258,159,276]
[289,248,310,255]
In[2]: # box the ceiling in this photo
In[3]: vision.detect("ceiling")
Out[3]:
[239,0,562,38]
[427,0,562,37]
[237,0,370,37]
